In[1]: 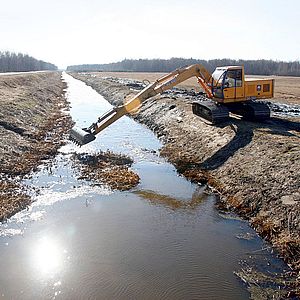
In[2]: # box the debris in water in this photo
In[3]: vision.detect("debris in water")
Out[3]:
[72,151,140,191]
[234,261,299,299]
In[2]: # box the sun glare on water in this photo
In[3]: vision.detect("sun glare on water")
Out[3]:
[32,237,65,275]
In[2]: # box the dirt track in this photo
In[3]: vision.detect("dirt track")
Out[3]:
[70,72,300,275]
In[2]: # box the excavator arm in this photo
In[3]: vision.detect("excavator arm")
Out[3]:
[70,64,214,146]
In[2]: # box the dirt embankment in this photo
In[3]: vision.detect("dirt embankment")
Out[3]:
[70,72,300,275]
[0,72,73,221]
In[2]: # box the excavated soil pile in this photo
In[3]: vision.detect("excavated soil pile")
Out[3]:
[70,72,300,280]
[0,72,73,221]
[72,151,139,191]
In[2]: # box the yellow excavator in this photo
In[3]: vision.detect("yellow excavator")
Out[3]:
[69,64,274,146]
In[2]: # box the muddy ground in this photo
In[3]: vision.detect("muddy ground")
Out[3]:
[0,72,73,221]
[69,72,300,280]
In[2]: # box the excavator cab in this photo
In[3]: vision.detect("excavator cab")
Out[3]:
[211,66,245,102]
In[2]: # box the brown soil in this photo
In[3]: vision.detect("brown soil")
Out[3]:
[0,72,73,221]
[69,72,300,284]
[72,151,140,191]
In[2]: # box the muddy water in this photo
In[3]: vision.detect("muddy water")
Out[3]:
[0,73,289,299]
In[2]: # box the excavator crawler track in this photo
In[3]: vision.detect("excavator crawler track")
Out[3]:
[192,100,230,124]
[228,101,271,121]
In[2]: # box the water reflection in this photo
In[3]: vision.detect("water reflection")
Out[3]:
[134,186,208,210]
[31,237,65,275]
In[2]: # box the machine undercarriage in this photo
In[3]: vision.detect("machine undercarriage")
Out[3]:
[192,99,271,124]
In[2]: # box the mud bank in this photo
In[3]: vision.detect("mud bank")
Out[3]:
[70,72,300,278]
[0,72,72,221]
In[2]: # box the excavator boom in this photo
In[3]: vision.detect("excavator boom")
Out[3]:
[70,64,214,146]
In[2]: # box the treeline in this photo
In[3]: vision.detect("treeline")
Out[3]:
[0,51,57,72]
[67,58,300,76]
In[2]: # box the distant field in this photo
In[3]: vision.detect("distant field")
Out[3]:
[94,72,300,105]
[268,76,300,104]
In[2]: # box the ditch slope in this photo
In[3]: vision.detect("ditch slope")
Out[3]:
[0,72,72,221]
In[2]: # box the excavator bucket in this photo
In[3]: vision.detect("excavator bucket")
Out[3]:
[69,126,96,146]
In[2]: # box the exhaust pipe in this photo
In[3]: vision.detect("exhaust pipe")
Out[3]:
[69,126,96,146]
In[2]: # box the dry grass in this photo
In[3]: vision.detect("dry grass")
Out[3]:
[0,179,31,222]
[72,151,140,191]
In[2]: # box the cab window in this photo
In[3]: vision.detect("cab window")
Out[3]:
[224,69,242,88]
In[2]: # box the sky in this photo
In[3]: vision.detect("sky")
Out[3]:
[1,0,299,69]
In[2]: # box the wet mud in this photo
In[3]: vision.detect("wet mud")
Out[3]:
[69,72,300,295]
